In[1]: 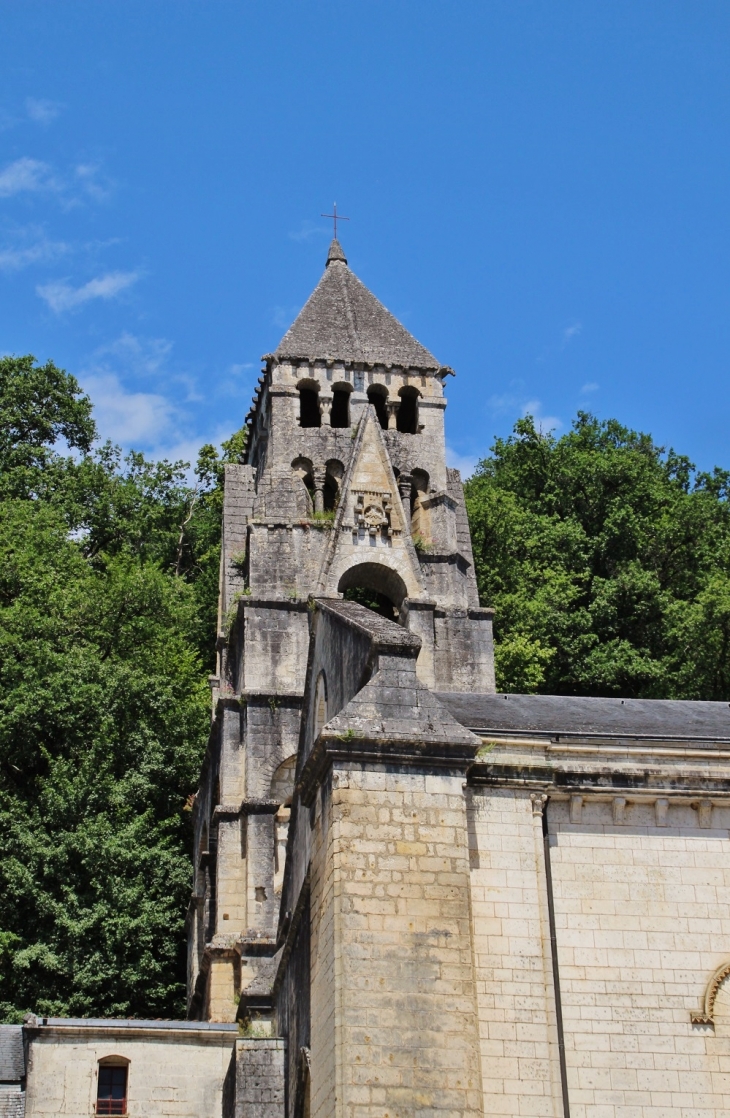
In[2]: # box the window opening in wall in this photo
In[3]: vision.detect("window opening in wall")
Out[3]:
[292,457,315,515]
[367,385,389,429]
[323,477,338,512]
[410,469,430,542]
[298,387,321,428]
[323,459,344,514]
[330,386,351,428]
[396,387,419,434]
[97,1065,128,1115]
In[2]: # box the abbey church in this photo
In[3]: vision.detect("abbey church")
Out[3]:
[13,241,730,1118]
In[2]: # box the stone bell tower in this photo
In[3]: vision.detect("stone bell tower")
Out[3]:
[186,237,495,1022]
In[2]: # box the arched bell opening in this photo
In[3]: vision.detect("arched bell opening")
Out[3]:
[410,468,430,541]
[338,562,408,623]
[367,384,389,430]
[330,382,352,428]
[297,380,321,428]
[324,459,344,513]
[291,456,315,514]
[397,385,420,434]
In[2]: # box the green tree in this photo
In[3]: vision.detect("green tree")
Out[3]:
[465,413,730,698]
[0,354,245,1020]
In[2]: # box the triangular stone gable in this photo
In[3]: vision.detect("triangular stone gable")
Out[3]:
[316,408,426,602]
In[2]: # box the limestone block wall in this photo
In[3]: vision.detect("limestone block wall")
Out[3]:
[467,788,562,1118]
[221,464,256,620]
[468,789,730,1118]
[215,818,247,935]
[247,527,330,601]
[224,1038,285,1118]
[309,774,337,1118]
[238,603,310,696]
[24,1025,236,1118]
[309,763,484,1118]
[548,797,730,1118]
[433,609,496,692]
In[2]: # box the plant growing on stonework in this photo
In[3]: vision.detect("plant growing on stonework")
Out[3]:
[411,532,431,553]
[231,548,248,572]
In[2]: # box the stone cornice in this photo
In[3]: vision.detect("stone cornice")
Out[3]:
[297,732,477,807]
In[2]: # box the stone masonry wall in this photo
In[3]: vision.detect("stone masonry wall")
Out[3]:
[467,788,562,1118]
[309,763,484,1118]
[24,1030,235,1118]
[468,789,730,1118]
[548,798,730,1118]
[309,773,338,1118]
[229,1038,285,1118]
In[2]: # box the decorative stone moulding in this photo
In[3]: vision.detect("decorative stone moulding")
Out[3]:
[691,959,730,1026]
[353,489,396,538]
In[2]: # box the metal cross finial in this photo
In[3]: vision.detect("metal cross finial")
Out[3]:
[321,202,350,240]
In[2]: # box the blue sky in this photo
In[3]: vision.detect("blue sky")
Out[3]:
[1,1,730,477]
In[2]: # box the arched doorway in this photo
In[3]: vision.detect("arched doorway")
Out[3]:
[337,562,408,622]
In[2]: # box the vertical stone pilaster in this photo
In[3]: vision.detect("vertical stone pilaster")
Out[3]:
[530,794,567,1118]
[311,764,483,1118]
[232,1039,285,1118]
[208,955,238,1023]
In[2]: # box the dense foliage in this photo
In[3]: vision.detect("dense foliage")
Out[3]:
[465,414,730,697]
[0,355,242,1021]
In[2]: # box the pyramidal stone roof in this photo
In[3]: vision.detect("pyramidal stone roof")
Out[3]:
[273,239,440,370]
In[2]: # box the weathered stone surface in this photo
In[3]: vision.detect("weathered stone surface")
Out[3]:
[224,1039,285,1118]
[23,1022,236,1118]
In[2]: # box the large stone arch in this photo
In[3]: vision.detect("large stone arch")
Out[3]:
[333,556,417,607]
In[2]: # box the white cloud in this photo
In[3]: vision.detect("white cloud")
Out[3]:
[562,321,582,346]
[580,381,599,394]
[289,220,330,243]
[82,372,178,445]
[150,427,232,472]
[25,98,63,124]
[488,392,520,414]
[0,157,59,197]
[95,332,173,376]
[0,230,69,271]
[37,270,139,313]
[74,163,113,203]
[215,362,257,398]
[522,398,562,434]
[0,156,113,207]
[272,304,300,330]
[446,445,479,478]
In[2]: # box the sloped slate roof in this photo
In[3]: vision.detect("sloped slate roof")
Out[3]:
[274,239,440,369]
[436,692,730,741]
[0,1027,24,1082]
